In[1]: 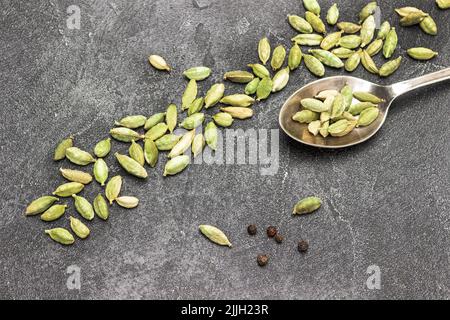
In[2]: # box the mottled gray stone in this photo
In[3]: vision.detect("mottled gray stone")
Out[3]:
[0,0,449,300]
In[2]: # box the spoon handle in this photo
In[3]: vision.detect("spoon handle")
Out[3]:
[389,67,450,98]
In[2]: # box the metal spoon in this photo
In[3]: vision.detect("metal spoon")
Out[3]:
[279,68,450,148]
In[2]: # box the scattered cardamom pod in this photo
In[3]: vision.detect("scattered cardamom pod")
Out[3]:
[436,0,450,9]
[165,104,178,133]
[129,140,145,167]
[379,57,402,77]
[53,182,84,197]
[361,50,379,74]
[305,11,326,34]
[60,168,92,185]
[247,63,270,79]
[148,55,171,71]
[303,54,325,77]
[192,133,205,157]
[330,93,345,118]
[70,216,90,239]
[73,194,95,221]
[144,112,166,131]
[223,70,254,83]
[220,107,253,120]
[288,44,302,71]
[94,138,111,158]
[419,16,437,36]
[348,102,378,116]
[366,39,383,56]
[331,120,357,137]
[400,12,428,27]
[339,35,362,49]
[180,112,205,130]
[163,155,190,176]
[293,197,321,215]
[271,45,286,71]
[54,136,73,161]
[331,47,355,59]
[258,37,271,65]
[326,3,339,25]
[212,112,234,127]
[301,98,328,112]
[360,15,375,47]
[320,31,342,51]
[395,7,425,17]
[344,49,361,72]
[337,22,361,34]
[328,119,349,136]
[356,107,380,127]
[144,139,159,167]
[110,127,144,142]
[168,129,195,158]
[40,204,67,222]
[309,49,344,69]
[407,47,438,60]
[115,153,148,179]
[115,115,147,129]
[291,33,323,46]
[220,94,255,107]
[292,110,319,124]
[105,175,122,205]
[272,67,290,92]
[244,78,260,95]
[377,21,391,40]
[26,196,59,216]
[93,158,109,186]
[256,77,273,101]
[204,83,225,109]
[353,92,385,104]
[199,224,232,247]
[94,194,109,220]
[155,134,181,151]
[303,0,321,16]
[65,147,96,166]
[287,15,313,33]
[45,228,75,245]
[359,1,377,23]
[182,79,198,110]
[116,196,139,209]
[183,66,211,81]
[383,28,398,59]
[188,97,205,116]
[145,122,168,141]
[204,122,218,151]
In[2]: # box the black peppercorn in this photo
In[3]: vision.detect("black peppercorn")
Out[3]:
[274,234,283,243]
[247,224,257,235]
[257,254,269,267]
[266,226,277,238]
[298,240,309,253]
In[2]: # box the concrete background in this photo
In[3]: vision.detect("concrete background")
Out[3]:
[0,0,449,300]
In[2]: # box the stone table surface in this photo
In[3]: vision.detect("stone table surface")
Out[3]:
[0,0,449,300]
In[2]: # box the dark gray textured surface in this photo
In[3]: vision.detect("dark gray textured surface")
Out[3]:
[0,0,449,300]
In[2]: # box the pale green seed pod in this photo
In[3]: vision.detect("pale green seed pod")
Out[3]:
[383,28,398,59]
[340,85,353,110]
[357,107,380,127]
[65,147,96,166]
[379,57,402,77]
[144,122,168,141]
[315,90,339,100]
[223,70,254,84]
[148,55,171,71]
[305,11,326,34]
[288,44,302,71]
[272,67,290,92]
[287,15,313,33]
[115,115,147,129]
[116,196,140,209]
[337,22,361,34]
[319,121,330,138]
[326,3,339,25]
[183,66,211,81]
[220,107,254,120]
[359,1,377,23]
[45,228,75,245]
[395,7,425,17]
[199,225,232,247]
[60,168,93,185]
[115,153,148,179]
[163,155,190,176]
[339,35,362,49]
[192,133,205,157]
[301,98,328,112]
[309,49,344,68]
[54,136,73,161]
[330,94,345,118]
[40,204,67,222]
[188,97,204,116]
[419,16,437,35]
[144,139,158,167]
[320,111,331,123]
[436,0,450,9]
[144,112,166,131]
[220,94,255,107]
[293,196,322,215]
[360,15,376,47]
[256,77,273,101]
[94,194,109,220]
[110,127,144,142]
[291,33,323,46]
[303,54,325,77]
[182,79,197,110]
[331,120,357,137]
[407,47,438,60]
[53,182,84,197]
[180,113,205,130]
[204,122,218,151]
[353,92,384,104]
[348,102,378,116]
[70,216,90,239]
[168,130,195,158]
[105,175,122,205]
[320,31,342,51]
[244,78,260,95]
[328,119,350,135]
[361,50,379,74]
[212,112,234,127]
[271,45,286,71]
[155,134,181,151]
[248,63,270,79]
[258,37,271,65]
[72,194,95,221]
[292,110,319,124]
[377,21,390,40]
[303,0,321,16]
[204,83,225,109]
[128,140,145,167]
[400,12,428,26]
[93,158,109,186]
[331,47,355,59]
[94,138,111,158]
[366,39,383,56]
[307,120,321,136]
[26,196,59,216]
[345,50,361,72]
[166,104,178,133]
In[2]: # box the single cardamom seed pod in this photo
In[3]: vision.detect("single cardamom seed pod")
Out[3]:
[94,138,111,158]
[115,153,148,179]
[331,47,355,59]
[293,196,322,215]
[45,228,75,245]
[287,15,313,33]
[244,78,261,95]
[291,33,323,46]
[155,134,181,151]
[26,196,59,216]
[400,12,428,26]
[65,147,96,166]
[144,139,159,167]
[105,175,122,204]
[40,204,67,222]
[69,216,90,239]
[307,120,321,136]
[220,94,255,107]
[93,158,109,186]
[72,194,94,220]
[110,127,144,142]
[357,107,380,127]
[344,50,362,72]
[330,94,345,119]
[359,1,377,23]
[301,98,328,112]
[348,102,378,116]
[322,96,334,112]
[331,120,357,137]
[258,37,271,65]
[183,66,211,81]
[315,90,339,100]
[340,84,353,110]
[163,155,190,176]
[256,77,273,101]
[309,49,344,69]
[419,16,437,36]
[319,121,330,138]
[320,31,342,51]
[377,21,391,40]
[223,70,254,83]
[288,44,302,71]
[326,3,339,25]
[303,0,321,16]
[292,110,319,123]
[204,83,225,109]
[60,168,93,185]
[395,7,425,17]
[180,113,205,130]
[168,130,195,158]
[220,107,253,120]
[166,104,178,133]
[204,122,218,151]
[192,133,205,157]
[337,22,361,34]
[272,67,290,93]
[303,54,325,77]
[338,35,362,49]
[144,112,166,131]
[360,15,375,47]
[53,182,84,197]
[379,56,402,77]
[328,119,350,135]
[247,63,271,79]
[383,28,398,59]
[148,54,171,71]
[115,115,147,129]
[182,79,198,110]
[436,0,450,9]
[94,194,109,220]
[54,136,73,161]
[365,39,383,56]
[212,112,234,127]
[116,196,139,209]
[361,50,379,74]
[270,45,286,71]
[188,97,205,116]
[305,11,326,34]
[199,225,232,247]
[407,47,438,60]
[353,92,385,104]
[129,140,145,167]
[144,122,168,141]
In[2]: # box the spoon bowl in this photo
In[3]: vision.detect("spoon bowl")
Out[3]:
[279,68,450,148]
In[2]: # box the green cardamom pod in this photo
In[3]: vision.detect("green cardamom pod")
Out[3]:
[94,138,111,158]
[331,47,355,59]
[70,216,90,239]
[183,66,211,81]
[247,63,271,79]
[339,35,362,49]
[256,77,273,101]
[400,12,428,26]
[319,121,330,138]
[377,21,391,40]
[366,39,383,56]
[40,204,67,222]
[344,50,362,72]
[307,120,321,136]
[115,153,148,179]
[166,104,178,133]
[287,15,313,33]
[73,194,95,221]
[271,45,286,71]
[301,98,328,112]
[293,196,322,215]
[353,92,385,104]
[204,122,218,151]
[322,95,334,112]
[348,102,378,116]
[332,120,357,137]
[223,70,254,83]
[436,0,450,9]
[244,78,260,95]
[53,182,84,197]
[105,175,122,204]
[182,79,198,110]
[93,158,109,186]
[163,155,190,176]
[326,3,339,25]
[148,55,171,71]
[144,112,166,131]
[116,196,139,209]
[303,54,325,77]
[220,107,253,120]
[320,31,342,51]
[155,134,181,151]
[395,7,425,17]
[199,225,232,247]
[204,83,225,109]
[45,228,75,245]
[360,15,375,47]
[115,115,147,129]
[291,33,323,46]
[110,127,144,142]
[94,194,109,220]
[337,22,361,34]
[383,28,398,59]
[359,1,377,23]
[213,112,234,127]
[258,37,271,65]
[144,139,159,167]
[328,119,349,135]
[288,44,302,71]
[192,133,205,157]
[188,97,205,116]
[220,94,255,107]
[180,113,205,130]
[340,84,353,110]
[145,122,168,141]
[54,136,73,161]
[330,94,345,118]
[361,50,379,74]
[168,129,195,158]
[407,47,438,60]
[357,107,380,127]
[379,56,402,77]
[419,16,437,36]
[309,49,344,68]
[305,11,326,34]
[26,196,59,216]
[303,0,321,16]
[66,147,96,166]
[272,67,290,92]
[129,140,145,166]
[292,110,319,123]
[320,111,331,123]
[315,90,338,100]
[60,168,92,185]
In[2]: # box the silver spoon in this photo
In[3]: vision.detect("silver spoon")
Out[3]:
[279,68,450,148]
